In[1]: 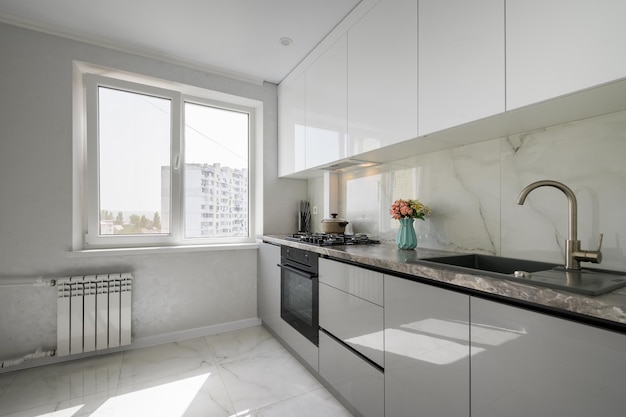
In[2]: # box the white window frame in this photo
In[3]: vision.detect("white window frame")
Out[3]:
[81,72,256,249]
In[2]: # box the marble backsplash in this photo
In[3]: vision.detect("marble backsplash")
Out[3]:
[337,110,626,271]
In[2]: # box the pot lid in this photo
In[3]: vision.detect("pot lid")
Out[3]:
[321,213,348,223]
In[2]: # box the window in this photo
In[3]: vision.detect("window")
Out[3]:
[83,73,255,248]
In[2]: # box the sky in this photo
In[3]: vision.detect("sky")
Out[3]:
[98,87,249,214]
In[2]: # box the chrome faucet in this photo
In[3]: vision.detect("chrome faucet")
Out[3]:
[516,180,603,270]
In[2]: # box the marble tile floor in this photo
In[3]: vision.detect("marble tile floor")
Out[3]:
[0,326,354,417]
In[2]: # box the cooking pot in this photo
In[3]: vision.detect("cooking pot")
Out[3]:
[321,213,349,234]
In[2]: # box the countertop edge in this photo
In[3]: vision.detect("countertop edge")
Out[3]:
[262,236,626,329]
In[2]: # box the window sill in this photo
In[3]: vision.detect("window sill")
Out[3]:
[68,242,259,257]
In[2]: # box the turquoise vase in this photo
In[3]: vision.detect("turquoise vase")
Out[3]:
[396,218,417,250]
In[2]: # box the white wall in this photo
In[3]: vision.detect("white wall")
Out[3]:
[338,111,626,271]
[0,22,306,362]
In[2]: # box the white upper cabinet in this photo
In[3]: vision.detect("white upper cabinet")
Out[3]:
[418,0,505,136]
[506,0,626,110]
[305,34,348,169]
[347,0,418,155]
[277,71,306,177]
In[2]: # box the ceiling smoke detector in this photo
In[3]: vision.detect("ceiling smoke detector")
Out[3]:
[280,37,293,46]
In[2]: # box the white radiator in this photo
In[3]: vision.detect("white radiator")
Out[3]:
[57,273,132,356]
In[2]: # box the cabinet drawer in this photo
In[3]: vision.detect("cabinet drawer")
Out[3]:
[319,331,384,417]
[319,282,384,368]
[319,258,383,306]
[280,319,318,371]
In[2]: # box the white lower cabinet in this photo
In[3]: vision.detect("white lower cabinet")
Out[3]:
[319,258,384,368]
[471,297,626,417]
[257,243,281,335]
[318,258,384,416]
[319,282,384,368]
[384,275,470,417]
[319,331,384,417]
[271,252,626,417]
[280,318,318,371]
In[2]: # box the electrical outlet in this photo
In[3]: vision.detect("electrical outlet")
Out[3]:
[312,206,318,215]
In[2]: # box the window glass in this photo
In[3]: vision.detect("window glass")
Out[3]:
[97,86,171,235]
[83,71,255,248]
[183,102,249,238]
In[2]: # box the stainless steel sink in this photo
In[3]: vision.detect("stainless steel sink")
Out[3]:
[418,254,626,296]
[421,254,558,275]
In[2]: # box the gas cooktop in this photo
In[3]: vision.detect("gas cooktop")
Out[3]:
[285,233,380,246]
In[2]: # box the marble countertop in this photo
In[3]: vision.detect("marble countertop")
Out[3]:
[263,236,626,329]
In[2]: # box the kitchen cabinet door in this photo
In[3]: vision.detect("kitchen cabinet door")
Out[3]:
[305,34,347,169]
[384,275,470,417]
[418,0,504,136]
[471,297,626,417]
[347,0,418,155]
[277,72,306,177]
[319,258,384,367]
[319,283,384,368]
[506,0,626,110]
[319,258,383,306]
[257,242,281,335]
[319,331,384,417]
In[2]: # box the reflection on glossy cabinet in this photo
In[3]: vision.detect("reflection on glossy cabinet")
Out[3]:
[506,0,626,110]
[418,0,504,136]
[319,331,384,417]
[277,72,306,177]
[471,297,626,417]
[347,0,418,155]
[384,275,470,417]
[305,34,347,169]
[319,283,384,368]
[257,242,281,334]
[319,258,384,367]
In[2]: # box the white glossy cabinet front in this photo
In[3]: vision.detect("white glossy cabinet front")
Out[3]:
[319,283,384,368]
[319,258,384,367]
[418,0,504,136]
[319,331,384,417]
[347,0,418,155]
[506,0,626,110]
[305,35,347,169]
[319,258,383,306]
[471,297,626,417]
[257,242,281,335]
[385,275,470,417]
[277,72,306,177]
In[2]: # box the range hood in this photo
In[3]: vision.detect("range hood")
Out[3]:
[318,159,380,173]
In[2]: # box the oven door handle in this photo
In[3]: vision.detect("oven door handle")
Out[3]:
[277,264,318,279]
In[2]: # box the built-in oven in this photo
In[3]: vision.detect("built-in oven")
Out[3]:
[278,246,319,346]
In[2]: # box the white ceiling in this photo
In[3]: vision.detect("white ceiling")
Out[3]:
[0,0,361,84]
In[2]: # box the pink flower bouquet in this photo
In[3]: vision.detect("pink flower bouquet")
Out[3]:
[389,199,431,221]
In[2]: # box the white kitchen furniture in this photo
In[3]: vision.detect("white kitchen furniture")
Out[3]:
[318,258,384,417]
[305,34,348,169]
[277,0,626,178]
[279,314,319,371]
[277,73,306,177]
[319,331,384,417]
[347,0,418,155]
[319,258,384,366]
[471,297,626,417]
[506,0,626,110]
[259,240,626,416]
[257,242,281,335]
[384,274,470,417]
[418,0,504,136]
